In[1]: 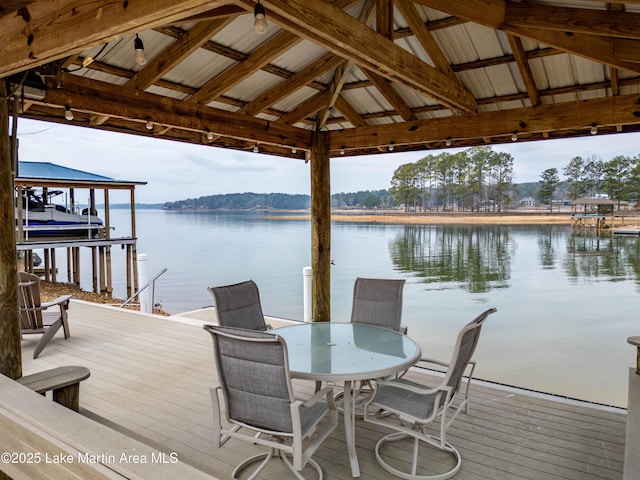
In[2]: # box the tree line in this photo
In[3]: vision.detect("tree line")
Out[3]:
[389,146,515,212]
[538,154,640,208]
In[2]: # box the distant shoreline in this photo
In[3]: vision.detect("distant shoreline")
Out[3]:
[270,209,575,225]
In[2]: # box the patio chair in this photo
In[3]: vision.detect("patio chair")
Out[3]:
[350,277,406,333]
[363,307,497,480]
[18,271,72,359]
[207,280,271,330]
[204,324,338,480]
[333,277,407,402]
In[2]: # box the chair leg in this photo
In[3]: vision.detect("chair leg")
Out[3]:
[233,447,322,480]
[33,322,62,359]
[374,432,461,480]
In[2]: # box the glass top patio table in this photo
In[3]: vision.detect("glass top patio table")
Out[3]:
[273,322,421,478]
[274,322,421,381]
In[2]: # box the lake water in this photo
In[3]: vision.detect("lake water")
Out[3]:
[55,209,640,408]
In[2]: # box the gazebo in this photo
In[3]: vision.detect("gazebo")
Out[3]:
[2,1,640,380]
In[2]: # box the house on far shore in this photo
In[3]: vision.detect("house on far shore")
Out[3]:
[520,196,536,207]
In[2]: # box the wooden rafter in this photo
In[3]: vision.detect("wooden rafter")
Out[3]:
[252,0,478,112]
[189,30,301,105]
[507,34,541,106]
[46,73,310,149]
[0,0,225,77]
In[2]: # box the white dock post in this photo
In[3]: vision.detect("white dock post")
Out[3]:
[303,266,312,322]
[138,254,151,313]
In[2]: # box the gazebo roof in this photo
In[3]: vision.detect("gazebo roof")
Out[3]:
[1,1,640,160]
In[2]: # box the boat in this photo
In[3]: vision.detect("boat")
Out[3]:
[16,188,104,237]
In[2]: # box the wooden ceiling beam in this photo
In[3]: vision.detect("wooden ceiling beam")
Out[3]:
[363,69,417,121]
[334,96,367,127]
[189,30,301,104]
[330,93,640,152]
[414,0,640,74]
[315,0,375,129]
[238,53,344,116]
[0,0,225,77]
[504,2,640,39]
[277,92,331,125]
[128,18,234,91]
[507,34,541,106]
[45,73,311,149]
[252,0,478,112]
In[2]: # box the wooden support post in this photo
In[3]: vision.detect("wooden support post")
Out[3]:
[0,80,22,378]
[91,246,98,292]
[50,249,57,282]
[310,130,331,323]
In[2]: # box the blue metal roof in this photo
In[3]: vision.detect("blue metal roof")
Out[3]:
[17,162,115,182]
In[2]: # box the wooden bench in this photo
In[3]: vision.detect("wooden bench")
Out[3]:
[16,365,90,412]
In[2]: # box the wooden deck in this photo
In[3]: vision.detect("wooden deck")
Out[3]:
[19,301,626,480]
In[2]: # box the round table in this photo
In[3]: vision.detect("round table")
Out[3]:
[274,322,421,477]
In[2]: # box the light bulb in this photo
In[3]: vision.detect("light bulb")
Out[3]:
[134,34,147,66]
[206,130,214,141]
[445,138,452,147]
[340,147,345,155]
[64,106,74,121]
[145,119,153,131]
[253,144,259,153]
[590,125,598,135]
[511,132,518,142]
[292,147,297,154]
[254,2,268,34]
[388,142,394,152]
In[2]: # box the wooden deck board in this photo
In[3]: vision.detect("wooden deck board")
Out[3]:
[19,300,626,480]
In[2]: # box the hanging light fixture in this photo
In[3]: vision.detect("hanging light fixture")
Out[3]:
[145,117,154,131]
[254,1,268,34]
[511,132,518,142]
[134,34,147,66]
[292,147,297,154]
[590,123,598,135]
[388,141,395,152]
[340,147,345,155]
[445,137,452,147]
[205,128,214,141]
[64,105,74,121]
[253,144,259,153]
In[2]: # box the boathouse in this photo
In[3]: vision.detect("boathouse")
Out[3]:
[15,161,146,298]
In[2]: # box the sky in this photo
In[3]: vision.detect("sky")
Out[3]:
[14,118,640,204]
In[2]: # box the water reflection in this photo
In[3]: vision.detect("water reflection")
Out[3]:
[389,224,640,292]
[389,225,512,293]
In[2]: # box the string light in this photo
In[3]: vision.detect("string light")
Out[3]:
[205,128,214,141]
[134,34,147,66]
[292,147,297,154]
[145,118,154,131]
[591,124,598,135]
[254,1,268,34]
[64,105,74,121]
[511,132,518,142]
[388,142,395,152]
[445,137,452,147]
[253,144,259,153]
[340,147,345,155]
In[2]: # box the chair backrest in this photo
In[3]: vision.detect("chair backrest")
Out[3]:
[204,325,295,433]
[442,307,497,396]
[18,271,44,329]
[350,277,405,331]
[207,280,268,331]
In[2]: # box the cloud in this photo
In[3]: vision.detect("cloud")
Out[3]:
[15,118,640,203]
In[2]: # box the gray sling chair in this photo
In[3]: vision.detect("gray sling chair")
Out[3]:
[207,279,272,330]
[204,325,338,480]
[332,277,407,405]
[363,307,497,480]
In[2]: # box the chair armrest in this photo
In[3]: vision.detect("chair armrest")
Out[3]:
[42,295,72,310]
[417,357,450,369]
[375,377,452,397]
